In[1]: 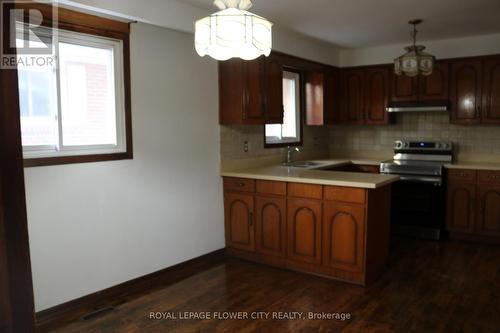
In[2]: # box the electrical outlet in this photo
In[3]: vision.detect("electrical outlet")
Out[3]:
[243,140,249,152]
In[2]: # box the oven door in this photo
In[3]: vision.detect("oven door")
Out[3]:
[390,175,445,239]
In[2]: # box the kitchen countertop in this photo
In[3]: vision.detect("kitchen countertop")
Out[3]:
[221,163,399,189]
[445,162,500,171]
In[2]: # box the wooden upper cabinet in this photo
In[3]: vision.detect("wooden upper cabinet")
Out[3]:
[420,61,449,101]
[305,66,341,126]
[287,198,322,265]
[342,68,365,124]
[481,56,500,124]
[446,181,476,234]
[365,66,390,125]
[305,71,325,126]
[219,55,283,125]
[476,184,500,237]
[224,193,255,252]
[255,196,286,257]
[450,59,482,124]
[264,55,284,124]
[322,203,365,273]
[390,73,418,102]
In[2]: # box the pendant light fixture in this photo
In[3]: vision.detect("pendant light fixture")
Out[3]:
[394,19,435,77]
[194,0,273,61]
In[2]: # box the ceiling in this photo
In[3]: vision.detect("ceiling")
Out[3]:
[179,0,500,48]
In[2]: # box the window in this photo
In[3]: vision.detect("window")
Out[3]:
[14,6,132,167]
[265,70,302,147]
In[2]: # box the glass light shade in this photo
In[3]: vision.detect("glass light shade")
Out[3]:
[394,45,435,77]
[195,8,273,61]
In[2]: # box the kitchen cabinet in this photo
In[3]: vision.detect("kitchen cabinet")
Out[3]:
[342,68,365,124]
[446,181,476,234]
[219,55,283,125]
[224,192,255,252]
[450,59,482,124]
[305,66,341,125]
[390,61,449,102]
[323,203,365,273]
[255,196,286,257]
[287,198,322,264]
[365,66,390,125]
[481,57,500,124]
[446,168,500,242]
[222,177,393,285]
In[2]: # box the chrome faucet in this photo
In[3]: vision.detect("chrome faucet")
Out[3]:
[284,146,300,166]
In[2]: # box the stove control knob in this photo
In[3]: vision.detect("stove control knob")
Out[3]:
[436,143,442,149]
[403,142,409,148]
[395,141,403,149]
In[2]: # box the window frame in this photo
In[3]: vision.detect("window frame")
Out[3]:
[16,3,133,167]
[264,67,304,149]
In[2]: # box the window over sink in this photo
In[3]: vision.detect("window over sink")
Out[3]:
[264,70,302,147]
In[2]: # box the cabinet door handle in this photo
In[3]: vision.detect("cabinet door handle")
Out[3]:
[248,212,254,226]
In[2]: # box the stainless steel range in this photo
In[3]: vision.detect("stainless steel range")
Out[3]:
[380,140,454,240]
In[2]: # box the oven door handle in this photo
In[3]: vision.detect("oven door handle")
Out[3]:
[398,175,442,186]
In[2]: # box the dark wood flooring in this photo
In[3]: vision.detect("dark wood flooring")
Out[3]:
[50,238,500,333]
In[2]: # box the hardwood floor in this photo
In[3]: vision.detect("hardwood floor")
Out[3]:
[50,238,500,333]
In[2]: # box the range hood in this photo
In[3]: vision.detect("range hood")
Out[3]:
[386,102,449,113]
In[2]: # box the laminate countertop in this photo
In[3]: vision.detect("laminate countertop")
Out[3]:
[221,163,399,189]
[445,162,500,171]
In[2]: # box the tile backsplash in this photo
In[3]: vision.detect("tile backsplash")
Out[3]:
[220,113,500,170]
[329,113,500,161]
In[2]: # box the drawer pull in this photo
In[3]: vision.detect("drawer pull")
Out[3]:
[234,182,245,187]
[488,175,500,180]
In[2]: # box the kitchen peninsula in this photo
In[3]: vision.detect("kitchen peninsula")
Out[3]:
[220,163,399,285]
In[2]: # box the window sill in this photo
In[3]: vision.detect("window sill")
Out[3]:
[24,151,133,167]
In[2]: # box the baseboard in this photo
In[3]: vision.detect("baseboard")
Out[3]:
[35,249,226,332]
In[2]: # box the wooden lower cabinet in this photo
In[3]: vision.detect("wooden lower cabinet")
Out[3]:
[287,198,322,265]
[323,203,365,273]
[224,192,255,252]
[476,184,500,237]
[446,169,500,242]
[223,178,392,285]
[446,181,476,233]
[255,196,286,257]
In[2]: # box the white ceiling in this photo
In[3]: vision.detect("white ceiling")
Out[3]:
[179,0,500,48]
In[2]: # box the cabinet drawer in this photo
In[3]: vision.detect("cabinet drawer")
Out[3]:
[256,180,286,196]
[448,169,477,182]
[287,183,322,199]
[324,186,366,204]
[223,178,255,192]
[478,170,500,184]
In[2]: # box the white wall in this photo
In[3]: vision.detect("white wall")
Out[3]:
[24,23,224,311]
[340,33,500,67]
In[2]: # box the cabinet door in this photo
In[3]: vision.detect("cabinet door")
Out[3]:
[219,59,245,125]
[390,72,418,102]
[287,198,322,264]
[365,67,389,125]
[305,71,325,125]
[342,69,365,124]
[446,181,476,234]
[323,203,365,273]
[481,56,500,124]
[450,59,482,124]
[477,185,500,237]
[255,196,286,257]
[243,58,265,124]
[420,61,449,101]
[224,193,255,251]
[324,67,341,124]
[264,55,284,124]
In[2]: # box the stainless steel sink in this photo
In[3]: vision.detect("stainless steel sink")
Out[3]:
[285,161,322,168]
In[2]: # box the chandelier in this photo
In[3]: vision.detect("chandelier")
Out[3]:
[394,19,435,77]
[194,0,273,61]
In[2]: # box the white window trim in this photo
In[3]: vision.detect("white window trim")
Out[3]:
[19,26,127,159]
